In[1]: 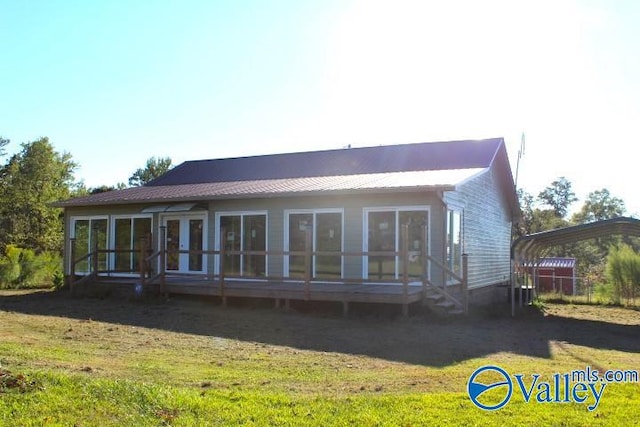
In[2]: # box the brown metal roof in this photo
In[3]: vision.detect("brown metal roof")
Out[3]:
[53,169,485,207]
[148,138,504,186]
[54,137,518,210]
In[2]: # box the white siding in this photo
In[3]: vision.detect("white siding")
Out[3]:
[446,166,513,289]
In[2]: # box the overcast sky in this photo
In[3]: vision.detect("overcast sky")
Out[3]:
[2,0,639,215]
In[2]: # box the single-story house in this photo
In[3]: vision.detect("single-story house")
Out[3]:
[54,137,519,312]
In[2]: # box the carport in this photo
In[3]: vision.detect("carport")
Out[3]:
[510,216,640,315]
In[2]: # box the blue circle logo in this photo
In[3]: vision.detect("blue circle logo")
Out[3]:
[467,365,513,410]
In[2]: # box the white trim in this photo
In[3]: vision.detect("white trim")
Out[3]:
[159,212,208,274]
[284,208,345,279]
[445,207,463,285]
[214,211,269,276]
[362,206,431,281]
[109,214,154,277]
[69,215,109,275]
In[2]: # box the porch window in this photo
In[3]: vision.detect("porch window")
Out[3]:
[365,208,429,280]
[446,209,462,277]
[218,213,267,277]
[71,217,108,273]
[113,216,152,273]
[286,210,343,279]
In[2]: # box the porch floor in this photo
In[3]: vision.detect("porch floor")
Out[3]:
[94,275,425,306]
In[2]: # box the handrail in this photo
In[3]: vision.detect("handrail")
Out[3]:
[67,223,469,314]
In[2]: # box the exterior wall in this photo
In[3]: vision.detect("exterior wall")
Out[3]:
[63,191,446,280]
[63,204,160,275]
[207,191,444,280]
[445,165,513,290]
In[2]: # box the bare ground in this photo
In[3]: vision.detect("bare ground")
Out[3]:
[0,288,638,369]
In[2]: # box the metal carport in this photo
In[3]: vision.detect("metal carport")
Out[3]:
[510,216,640,315]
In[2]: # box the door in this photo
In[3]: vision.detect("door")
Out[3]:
[163,215,206,273]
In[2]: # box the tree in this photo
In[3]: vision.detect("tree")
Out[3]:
[128,157,172,186]
[0,138,78,252]
[538,177,577,218]
[572,188,625,224]
[89,183,126,194]
[0,137,8,157]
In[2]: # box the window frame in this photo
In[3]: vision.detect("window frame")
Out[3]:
[69,215,109,275]
[283,208,345,280]
[214,211,269,277]
[109,214,154,276]
[362,206,431,281]
[446,207,463,283]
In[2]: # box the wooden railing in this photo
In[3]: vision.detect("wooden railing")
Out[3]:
[68,225,469,313]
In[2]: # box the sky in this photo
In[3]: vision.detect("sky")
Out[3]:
[1,0,639,215]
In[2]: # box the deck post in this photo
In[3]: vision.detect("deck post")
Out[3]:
[421,224,428,298]
[304,225,312,301]
[462,253,469,314]
[159,226,167,297]
[139,238,147,286]
[401,224,409,317]
[69,238,76,293]
[342,301,349,317]
[92,235,99,278]
[219,228,226,306]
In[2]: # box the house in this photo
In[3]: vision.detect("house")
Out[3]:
[525,257,576,295]
[54,137,519,314]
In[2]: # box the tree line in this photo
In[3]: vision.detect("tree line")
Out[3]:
[0,135,637,302]
[0,136,171,288]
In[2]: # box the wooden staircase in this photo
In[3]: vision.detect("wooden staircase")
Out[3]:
[423,284,465,316]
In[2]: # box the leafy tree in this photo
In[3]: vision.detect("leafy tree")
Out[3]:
[0,136,8,157]
[128,157,172,186]
[572,188,625,224]
[538,177,577,218]
[89,183,126,194]
[0,138,78,253]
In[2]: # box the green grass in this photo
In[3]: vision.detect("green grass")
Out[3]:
[0,290,639,425]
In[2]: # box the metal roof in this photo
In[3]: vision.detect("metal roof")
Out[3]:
[148,138,504,186]
[54,137,518,210]
[53,169,485,207]
[512,216,640,263]
[526,257,576,269]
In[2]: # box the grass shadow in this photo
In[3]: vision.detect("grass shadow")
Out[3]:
[1,289,638,367]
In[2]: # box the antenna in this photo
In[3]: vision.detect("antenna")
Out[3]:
[514,132,525,190]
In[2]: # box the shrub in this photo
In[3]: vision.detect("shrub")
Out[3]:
[606,244,640,305]
[0,245,63,289]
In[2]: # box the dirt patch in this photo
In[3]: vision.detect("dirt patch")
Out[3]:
[0,289,638,368]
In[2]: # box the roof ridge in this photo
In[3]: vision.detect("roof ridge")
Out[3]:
[180,137,505,164]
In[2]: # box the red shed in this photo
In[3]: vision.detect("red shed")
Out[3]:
[526,257,576,295]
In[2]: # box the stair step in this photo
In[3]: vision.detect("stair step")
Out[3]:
[435,300,455,309]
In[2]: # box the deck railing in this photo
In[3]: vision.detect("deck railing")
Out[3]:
[68,225,468,313]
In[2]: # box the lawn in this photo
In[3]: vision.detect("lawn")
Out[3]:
[0,289,638,426]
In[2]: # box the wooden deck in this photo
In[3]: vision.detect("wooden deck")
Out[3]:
[93,275,426,315]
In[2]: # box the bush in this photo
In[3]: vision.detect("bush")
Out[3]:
[606,244,640,305]
[0,245,63,289]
